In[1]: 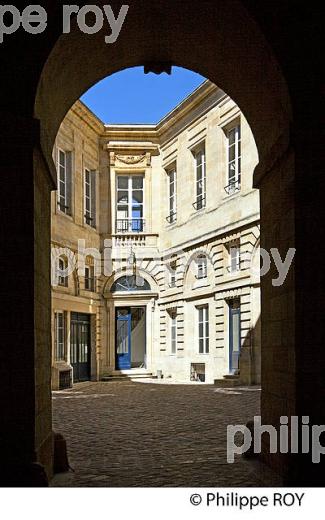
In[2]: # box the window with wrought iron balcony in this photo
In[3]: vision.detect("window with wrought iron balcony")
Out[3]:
[166,166,177,224]
[224,124,241,195]
[192,146,206,211]
[116,175,145,233]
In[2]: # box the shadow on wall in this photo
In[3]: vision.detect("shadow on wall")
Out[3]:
[240,315,261,386]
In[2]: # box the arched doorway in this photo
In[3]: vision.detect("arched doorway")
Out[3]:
[103,271,158,374]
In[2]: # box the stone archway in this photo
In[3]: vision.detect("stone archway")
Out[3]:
[4,0,299,485]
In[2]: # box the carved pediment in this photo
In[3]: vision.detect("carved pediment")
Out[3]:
[109,152,152,167]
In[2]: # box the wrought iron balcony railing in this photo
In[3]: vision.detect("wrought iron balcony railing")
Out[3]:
[224,179,241,195]
[166,211,177,224]
[116,218,145,233]
[84,214,95,227]
[192,196,206,210]
[57,201,71,215]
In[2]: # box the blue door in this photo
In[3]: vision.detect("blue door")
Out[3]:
[229,299,241,373]
[116,308,131,369]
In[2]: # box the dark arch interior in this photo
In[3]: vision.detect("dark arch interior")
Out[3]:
[1,0,323,488]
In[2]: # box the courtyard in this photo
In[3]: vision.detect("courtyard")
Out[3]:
[50,381,278,487]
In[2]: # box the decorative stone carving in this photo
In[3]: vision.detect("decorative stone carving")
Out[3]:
[116,154,146,165]
[109,151,115,166]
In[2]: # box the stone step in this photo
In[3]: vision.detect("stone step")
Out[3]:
[214,375,241,387]
[101,371,153,382]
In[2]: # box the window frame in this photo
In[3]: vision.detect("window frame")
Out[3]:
[193,145,206,210]
[225,123,241,194]
[170,310,177,355]
[57,148,72,215]
[55,311,66,361]
[58,256,68,287]
[116,174,145,233]
[168,260,177,288]
[166,166,177,223]
[196,255,208,280]
[227,241,241,274]
[197,304,209,354]
[84,168,96,228]
[85,264,95,291]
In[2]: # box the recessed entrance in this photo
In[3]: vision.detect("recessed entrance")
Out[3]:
[116,307,146,370]
[70,313,91,382]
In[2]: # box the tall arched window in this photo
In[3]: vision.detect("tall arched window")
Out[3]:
[111,275,151,292]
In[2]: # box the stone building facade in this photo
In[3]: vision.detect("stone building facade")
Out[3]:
[51,81,260,388]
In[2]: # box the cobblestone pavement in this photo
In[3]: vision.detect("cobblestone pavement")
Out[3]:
[51,381,276,487]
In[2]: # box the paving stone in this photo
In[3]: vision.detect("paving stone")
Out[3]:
[51,382,277,487]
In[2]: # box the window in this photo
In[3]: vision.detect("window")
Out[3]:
[57,149,72,215]
[193,146,206,210]
[196,255,207,279]
[166,167,177,223]
[84,169,96,228]
[55,312,66,361]
[111,275,151,292]
[116,175,144,232]
[170,311,177,354]
[58,256,68,287]
[225,124,241,194]
[198,305,209,354]
[227,242,241,274]
[85,265,95,291]
[168,260,177,288]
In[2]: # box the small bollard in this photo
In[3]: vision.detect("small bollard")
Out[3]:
[53,432,70,473]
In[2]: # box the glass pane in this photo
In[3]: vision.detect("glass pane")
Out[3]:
[228,128,236,145]
[196,164,203,181]
[229,144,236,162]
[205,320,209,338]
[228,162,236,181]
[199,338,204,354]
[172,326,176,341]
[132,206,143,219]
[118,176,128,189]
[199,322,203,338]
[117,206,128,219]
[232,313,240,352]
[112,276,150,292]
[59,164,66,183]
[59,150,66,168]
[132,176,143,189]
[132,191,143,204]
[117,191,128,204]
[117,320,129,354]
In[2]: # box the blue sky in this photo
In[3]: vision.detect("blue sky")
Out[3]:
[81,66,206,124]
